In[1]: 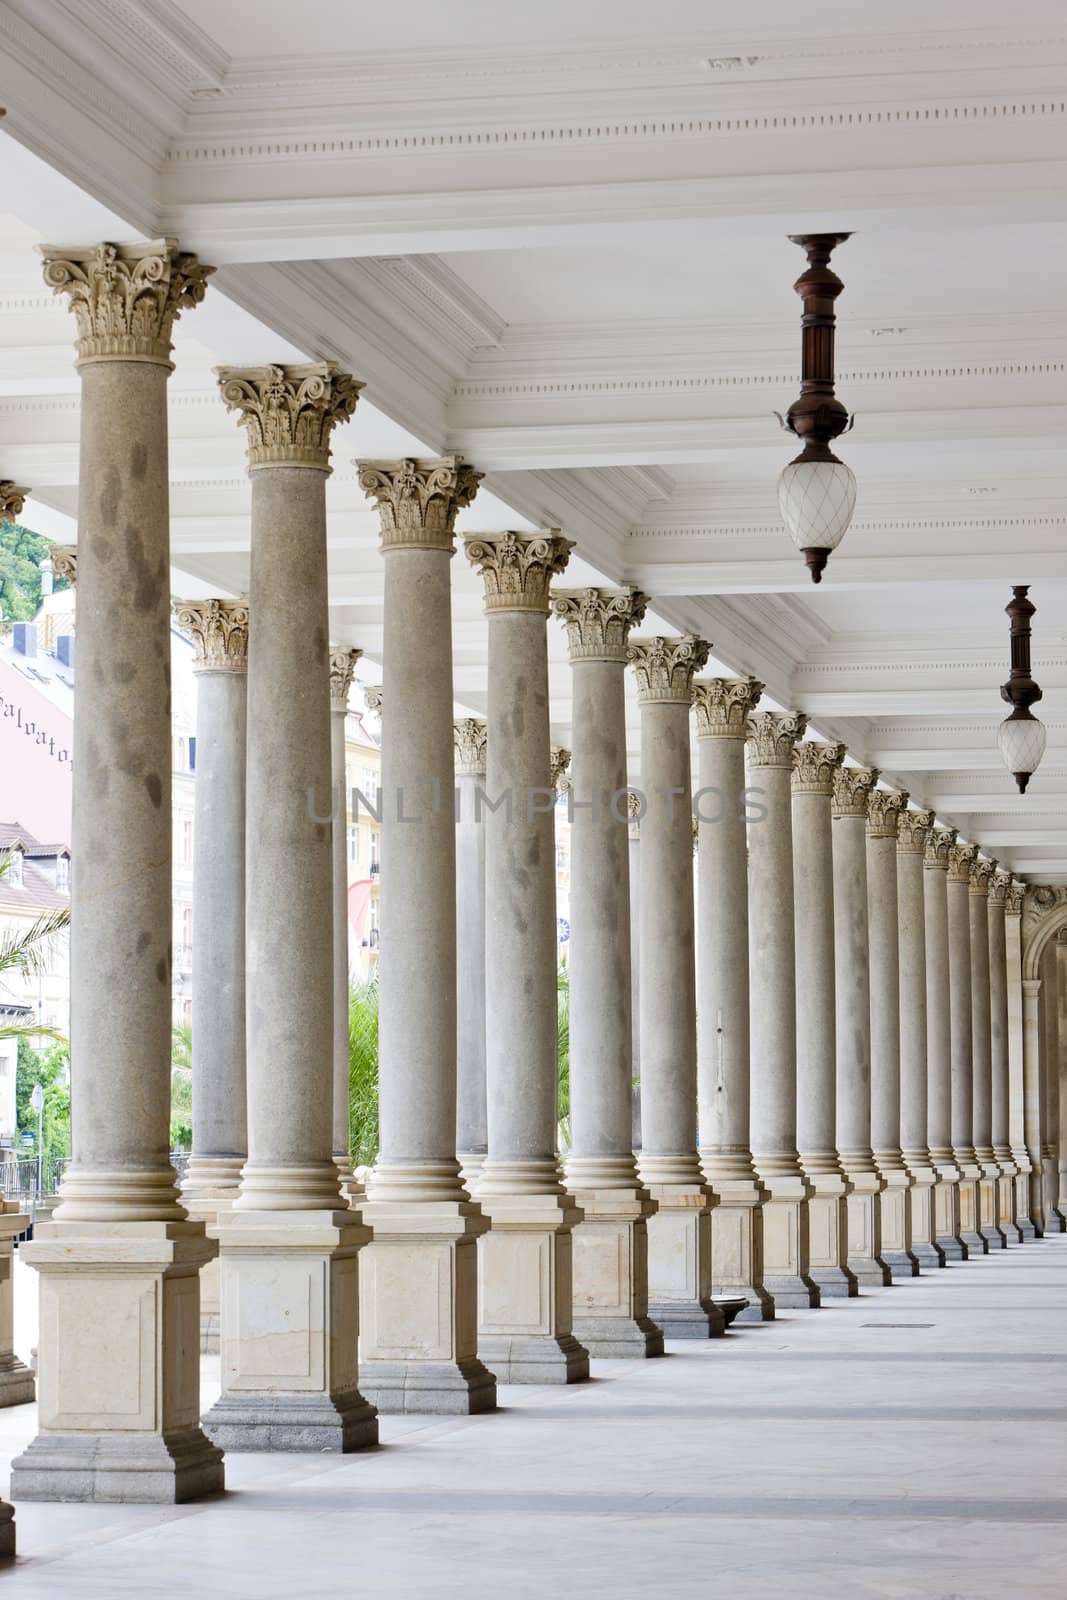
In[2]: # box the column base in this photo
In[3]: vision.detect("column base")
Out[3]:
[12,1219,223,1504]
[567,1183,664,1358]
[978,1166,1007,1250]
[182,1168,242,1356]
[957,1167,987,1254]
[706,1180,775,1322]
[844,1173,892,1286]
[458,1151,486,1193]
[996,1169,1022,1243]
[644,1184,724,1339]
[206,1207,378,1452]
[905,1168,946,1269]
[805,1175,858,1298]
[0,1205,35,1406]
[932,1168,968,1259]
[758,1174,819,1308]
[359,1197,498,1412]
[877,1171,920,1279]
[476,1191,589,1384]
[0,1500,12,1556]
[1013,1165,1038,1238]
[0,1355,36,1410]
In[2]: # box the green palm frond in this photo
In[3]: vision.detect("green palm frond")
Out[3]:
[348,978,380,1167]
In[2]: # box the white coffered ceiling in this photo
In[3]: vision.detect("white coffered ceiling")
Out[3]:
[0,0,1065,877]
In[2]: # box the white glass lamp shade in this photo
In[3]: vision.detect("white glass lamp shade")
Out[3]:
[778,457,857,554]
[998,712,1046,790]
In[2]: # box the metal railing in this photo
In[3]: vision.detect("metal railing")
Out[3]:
[0,1156,67,1205]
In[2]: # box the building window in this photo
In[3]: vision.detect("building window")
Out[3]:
[188,736,196,772]
[182,820,193,865]
[182,905,193,946]
[7,849,23,888]
[177,737,186,771]
[347,824,358,863]
[56,854,69,890]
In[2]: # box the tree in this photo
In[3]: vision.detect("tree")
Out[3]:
[170,1022,192,1149]
[557,963,571,1151]
[15,1038,71,1164]
[0,854,70,1045]
[348,978,380,1167]
[0,522,69,623]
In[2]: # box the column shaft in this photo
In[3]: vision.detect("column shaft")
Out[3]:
[924,829,965,1257]
[988,873,1021,1241]
[1039,940,1064,1228]
[1056,933,1067,1222]
[1022,978,1048,1232]
[947,843,985,1253]
[454,719,488,1186]
[330,648,362,1197]
[897,809,944,1268]
[970,860,1005,1247]
[1005,887,1037,1236]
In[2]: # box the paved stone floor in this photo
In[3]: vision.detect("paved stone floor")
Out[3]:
[2,1237,1065,1598]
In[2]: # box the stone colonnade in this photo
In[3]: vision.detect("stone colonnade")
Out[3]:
[5,236,1058,1535]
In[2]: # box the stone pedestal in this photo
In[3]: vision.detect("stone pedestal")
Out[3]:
[0,1204,34,1408]
[947,843,986,1256]
[476,1194,588,1383]
[693,679,774,1322]
[566,1182,662,1356]
[925,828,968,1259]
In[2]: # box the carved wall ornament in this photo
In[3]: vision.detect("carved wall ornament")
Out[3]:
[173,597,250,673]
[329,646,362,712]
[947,840,979,883]
[550,746,571,792]
[866,787,909,839]
[50,545,78,587]
[791,739,846,794]
[357,456,482,551]
[453,717,488,776]
[691,676,764,739]
[924,826,958,870]
[627,635,711,704]
[0,482,29,524]
[969,855,997,896]
[551,586,648,662]
[363,685,383,716]
[217,363,361,470]
[831,764,878,817]
[746,710,809,768]
[896,806,935,853]
[464,530,573,612]
[988,868,1013,907]
[40,239,214,365]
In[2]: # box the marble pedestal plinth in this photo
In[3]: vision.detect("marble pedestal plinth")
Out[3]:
[0,1204,35,1407]
[879,1172,920,1278]
[1014,1169,1038,1240]
[204,1208,378,1451]
[845,1175,892,1287]
[996,1164,1023,1243]
[476,1193,589,1383]
[806,1175,858,1298]
[707,1181,775,1322]
[906,1170,946,1269]
[1041,1159,1065,1233]
[978,1165,1007,1249]
[759,1176,819,1308]
[12,1220,224,1503]
[358,1199,497,1413]
[181,1170,242,1354]
[643,1185,725,1338]
[958,1167,988,1255]
[933,1168,967,1260]
[569,1187,664,1358]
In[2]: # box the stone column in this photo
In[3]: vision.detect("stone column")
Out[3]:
[629,636,724,1338]
[1039,938,1064,1230]
[1056,930,1067,1224]
[454,717,488,1188]
[692,679,774,1321]
[831,766,890,1285]
[551,587,663,1357]
[947,841,985,1254]
[988,870,1021,1241]
[969,856,1006,1248]
[896,808,944,1269]
[202,363,377,1453]
[866,788,920,1278]
[628,793,643,1150]
[329,647,362,1198]
[924,827,966,1258]
[463,532,589,1384]
[792,740,856,1297]
[174,599,250,1352]
[746,712,819,1307]
[1023,976,1048,1233]
[356,458,496,1412]
[12,240,224,1507]
[1005,883,1037,1236]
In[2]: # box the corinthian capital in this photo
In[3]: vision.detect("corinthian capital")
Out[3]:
[947,840,979,884]
[550,746,571,792]
[691,677,764,739]
[357,456,482,551]
[50,545,78,587]
[464,530,573,613]
[791,740,846,795]
[363,685,383,717]
[989,868,1013,908]
[924,826,957,871]
[746,711,808,768]
[866,787,909,839]
[174,598,249,673]
[0,482,29,524]
[454,717,488,776]
[831,765,879,818]
[551,587,648,663]
[627,635,710,704]
[329,646,362,712]
[970,855,997,896]
[217,363,361,470]
[40,240,213,365]
[896,807,935,854]
[1005,880,1025,916]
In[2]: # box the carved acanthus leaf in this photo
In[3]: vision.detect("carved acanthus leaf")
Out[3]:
[357,456,482,550]
[924,826,958,870]
[831,765,879,818]
[1005,880,1026,916]
[550,746,571,792]
[691,677,764,739]
[947,840,979,884]
[50,546,78,587]
[867,787,909,839]
[40,240,213,364]
[627,635,711,704]
[791,740,846,794]
[329,647,362,711]
[217,364,361,469]
[746,711,808,768]
[0,482,29,524]
[464,530,573,611]
[363,685,383,716]
[896,807,935,854]
[174,598,250,673]
[551,587,648,662]
[453,717,488,775]
[969,855,997,895]
[988,868,1013,907]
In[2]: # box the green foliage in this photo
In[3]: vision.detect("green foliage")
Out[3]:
[0,855,71,1043]
[15,1038,71,1163]
[170,1022,192,1149]
[348,978,380,1166]
[557,963,571,1150]
[0,523,68,623]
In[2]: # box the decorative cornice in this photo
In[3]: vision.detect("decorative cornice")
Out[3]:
[896,807,935,854]
[831,765,879,818]
[217,363,361,470]
[924,826,958,870]
[464,530,573,613]
[791,740,846,795]
[363,685,383,716]
[1005,880,1026,916]
[173,597,249,673]
[357,456,482,551]
[50,545,78,587]
[453,717,488,775]
[947,840,979,884]
[691,676,764,739]
[329,646,362,712]
[867,788,909,840]
[746,711,808,768]
[0,482,29,524]
[550,746,571,792]
[40,240,213,366]
[551,586,647,663]
[970,855,997,897]
[627,635,710,705]
[989,868,1013,908]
